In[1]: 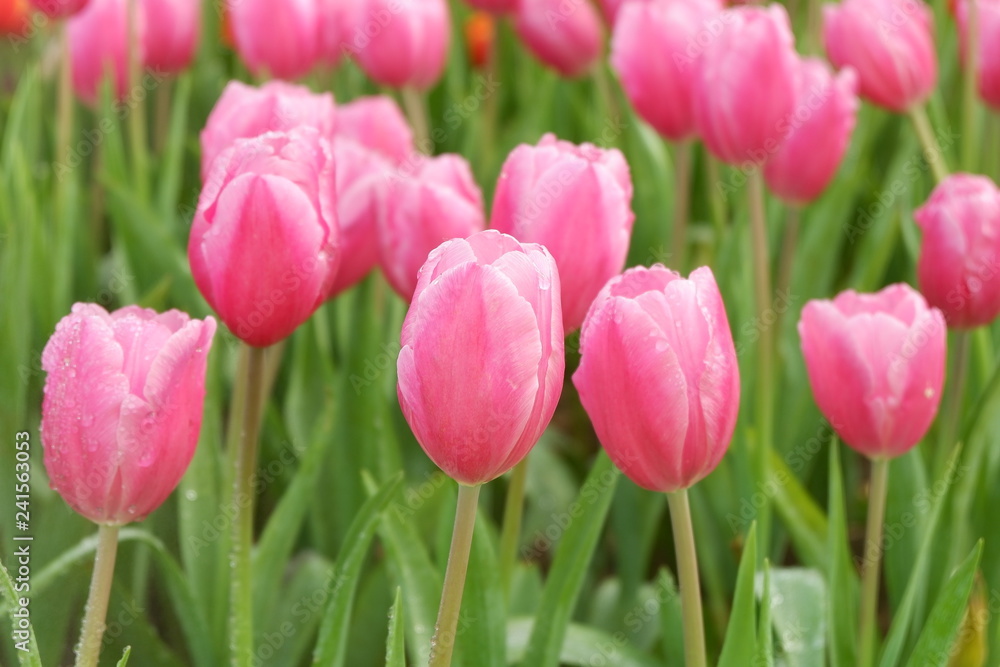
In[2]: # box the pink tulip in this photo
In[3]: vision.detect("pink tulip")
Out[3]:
[764,58,860,204]
[141,0,199,73]
[379,154,487,300]
[514,0,603,77]
[823,0,937,111]
[799,284,946,459]
[67,0,133,104]
[199,81,336,182]
[597,0,628,22]
[397,230,565,485]
[490,134,635,332]
[353,0,450,90]
[463,0,519,12]
[230,0,320,80]
[956,0,1000,111]
[692,5,798,165]
[915,174,1000,329]
[572,265,740,492]
[317,0,363,66]
[189,128,340,347]
[29,0,88,18]
[41,304,215,524]
[611,0,724,142]
[335,95,414,165]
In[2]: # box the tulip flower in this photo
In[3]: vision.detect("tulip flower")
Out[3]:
[230,0,320,79]
[915,174,1000,329]
[463,0,518,12]
[823,0,937,112]
[140,0,199,73]
[67,0,133,104]
[29,0,87,18]
[597,0,628,22]
[379,154,487,300]
[317,0,363,66]
[692,4,798,165]
[513,0,603,77]
[957,0,1000,111]
[1,0,30,35]
[764,58,860,205]
[490,134,635,332]
[200,80,336,181]
[465,11,496,69]
[335,95,414,165]
[189,128,341,347]
[353,0,450,90]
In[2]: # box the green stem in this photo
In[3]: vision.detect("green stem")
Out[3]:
[127,0,148,198]
[75,524,121,667]
[666,489,707,667]
[592,61,620,135]
[707,155,727,238]
[907,105,948,183]
[776,205,800,316]
[230,344,267,666]
[498,457,529,597]
[672,140,693,272]
[429,483,481,667]
[858,457,891,667]
[962,0,981,173]
[154,77,172,155]
[480,36,500,177]
[401,87,430,154]
[748,170,774,560]
[806,0,822,55]
[934,331,971,475]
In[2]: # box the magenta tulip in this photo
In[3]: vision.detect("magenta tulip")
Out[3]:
[463,0,519,12]
[573,265,740,492]
[397,230,564,485]
[41,304,215,524]
[141,0,199,73]
[823,0,937,111]
[189,128,340,347]
[611,0,723,142]
[29,0,88,18]
[230,0,320,80]
[799,284,946,459]
[379,154,487,300]
[692,5,798,165]
[957,0,1000,111]
[199,81,336,182]
[514,0,603,77]
[335,95,414,165]
[764,58,860,204]
[353,0,450,90]
[914,174,1000,329]
[490,134,635,332]
[67,0,132,104]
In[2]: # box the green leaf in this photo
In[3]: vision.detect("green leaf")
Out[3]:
[718,522,758,667]
[116,646,132,667]
[769,449,829,572]
[756,561,773,667]
[0,554,42,667]
[385,588,405,667]
[827,438,859,667]
[507,618,662,667]
[904,540,983,667]
[311,472,403,667]
[458,510,505,667]
[522,452,619,666]
[768,568,826,667]
[656,569,685,666]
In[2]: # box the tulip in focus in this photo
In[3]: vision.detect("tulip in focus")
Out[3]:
[41,304,216,524]
[335,95,414,165]
[514,0,603,77]
[67,0,133,104]
[764,58,859,204]
[353,0,450,90]
[199,80,336,181]
[1,0,30,35]
[141,0,199,73]
[230,0,320,79]
[379,153,487,300]
[692,5,798,165]
[397,230,565,485]
[798,284,946,459]
[189,128,341,347]
[823,0,937,111]
[29,0,86,18]
[491,134,635,332]
[957,0,1000,111]
[611,0,723,142]
[573,265,740,492]
[915,174,1000,328]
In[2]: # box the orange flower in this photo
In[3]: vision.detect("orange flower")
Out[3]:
[0,0,30,36]
[464,11,494,69]
[219,2,235,50]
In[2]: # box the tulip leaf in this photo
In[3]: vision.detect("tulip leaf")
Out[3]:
[766,568,827,667]
[155,73,192,221]
[755,561,773,667]
[827,439,859,667]
[718,522,757,667]
[521,451,619,666]
[0,554,42,667]
[768,449,828,572]
[507,617,662,667]
[116,646,132,667]
[385,588,405,667]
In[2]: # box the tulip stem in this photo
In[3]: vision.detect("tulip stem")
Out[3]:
[55,22,74,316]
[429,483,481,667]
[907,105,948,183]
[402,87,431,154]
[666,489,707,667]
[776,205,800,316]
[498,457,529,597]
[127,0,148,198]
[858,457,890,667]
[672,140,693,272]
[75,524,121,667]
[963,0,981,172]
[934,331,971,475]
[707,155,727,238]
[748,170,774,561]
[230,344,267,667]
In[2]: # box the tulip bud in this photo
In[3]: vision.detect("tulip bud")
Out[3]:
[41,304,216,524]
[189,128,341,347]
[611,0,723,142]
[956,0,1000,111]
[764,58,859,204]
[513,0,603,77]
[397,230,565,485]
[200,81,336,182]
[230,0,320,80]
[379,154,487,300]
[572,265,740,492]
[1,0,30,35]
[823,0,937,111]
[67,0,133,104]
[335,95,414,165]
[798,284,946,459]
[353,0,450,90]
[692,5,798,165]
[490,134,635,332]
[914,174,1000,329]
[141,0,199,74]
[29,0,87,18]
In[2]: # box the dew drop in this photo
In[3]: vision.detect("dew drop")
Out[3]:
[654,340,669,353]
[924,387,934,399]
[185,490,199,501]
